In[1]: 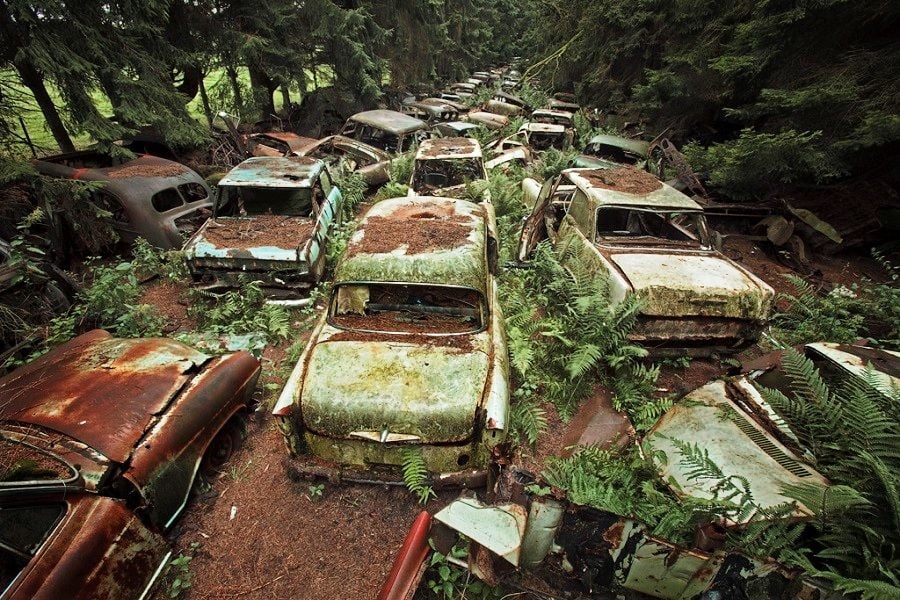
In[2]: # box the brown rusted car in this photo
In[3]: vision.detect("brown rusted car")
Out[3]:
[0,329,261,599]
[32,151,214,250]
[247,133,391,187]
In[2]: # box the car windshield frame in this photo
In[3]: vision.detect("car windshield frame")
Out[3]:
[216,185,314,218]
[327,281,488,336]
[593,206,711,249]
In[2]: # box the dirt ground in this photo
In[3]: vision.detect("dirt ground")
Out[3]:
[145,233,881,600]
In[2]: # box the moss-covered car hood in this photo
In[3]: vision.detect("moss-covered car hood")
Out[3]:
[301,333,490,443]
[609,252,774,319]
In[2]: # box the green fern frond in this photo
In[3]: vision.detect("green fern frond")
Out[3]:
[400,447,435,505]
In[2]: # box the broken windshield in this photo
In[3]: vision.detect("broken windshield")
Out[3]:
[412,158,483,194]
[220,186,314,217]
[595,207,710,248]
[329,283,485,334]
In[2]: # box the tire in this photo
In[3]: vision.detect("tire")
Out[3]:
[199,414,246,478]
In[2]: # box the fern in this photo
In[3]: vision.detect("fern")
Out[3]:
[510,394,547,447]
[400,447,435,505]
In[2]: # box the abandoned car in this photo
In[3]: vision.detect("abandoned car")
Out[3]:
[573,134,652,170]
[340,110,427,154]
[32,151,213,250]
[402,98,461,123]
[549,92,580,113]
[448,82,477,98]
[463,111,509,131]
[407,137,488,199]
[488,122,572,154]
[432,121,481,138]
[483,92,529,117]
[273,196,509,485]
[518,167,774,354]
[0,329,260,599]
[182,156,342,300]
[530,108,575,130]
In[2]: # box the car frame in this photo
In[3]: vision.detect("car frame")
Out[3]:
[0,329,260,599]
[340,110,428,154]
[518,167,774,354]
[273,196,509,485]
[407,137,489,199]
[182,156,342,300]
[32,151,213,250]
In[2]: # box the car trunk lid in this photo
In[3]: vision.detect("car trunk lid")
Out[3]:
[301,335,489,443]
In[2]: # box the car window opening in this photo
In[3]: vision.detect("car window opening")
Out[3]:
[595,207,709,247]
[413,159,482,194]
[330,283,484,334]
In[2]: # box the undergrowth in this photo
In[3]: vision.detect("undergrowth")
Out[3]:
[400,447,435,505]
[772,253,899,349]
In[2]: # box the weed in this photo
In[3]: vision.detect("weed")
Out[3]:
[167,552,194,599]
[424,540,503,599]
[307,483,325,501]
[400,447,435,505]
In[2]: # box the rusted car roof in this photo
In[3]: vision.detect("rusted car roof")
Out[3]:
[565,167,702,211]
[415,137,482,160]
[348,110,426,135]
[0,330,210,463]
[336,196,488,292]
[249,131,318,153]
[218,156,323,188]
[521,122,565,134]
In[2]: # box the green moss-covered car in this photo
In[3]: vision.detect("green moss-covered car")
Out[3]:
[273,196,509,485]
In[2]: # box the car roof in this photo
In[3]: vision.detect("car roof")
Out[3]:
[522,122,565,133]
[32,153,207,201]
[219,156,323,188]
[251,131,317,152]
[438,121,480,133]
[348,109,426,134]
[564,167,702,211]
[0,330,211,463]
[416,137,482,160]
[533,108,573,119]
[587,134,650,157]
[336,196,487,292]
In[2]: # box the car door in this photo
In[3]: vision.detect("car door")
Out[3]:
[1,494,169,600]
[516,179,556,262]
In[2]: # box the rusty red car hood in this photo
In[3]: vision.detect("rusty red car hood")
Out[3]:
[0,330,210,464]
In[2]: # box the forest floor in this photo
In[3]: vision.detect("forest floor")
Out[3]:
[146,235,883,599]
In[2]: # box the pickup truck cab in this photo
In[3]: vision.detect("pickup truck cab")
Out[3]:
[408,138,489,200]
[518,167,774,354]
[273,196,509,484]
[183,157,342,300]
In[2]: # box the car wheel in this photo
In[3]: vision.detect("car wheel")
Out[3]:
[199,414,246,478]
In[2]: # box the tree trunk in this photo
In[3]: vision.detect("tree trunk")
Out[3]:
[16,61,75,153]
[198,76,214,127]
[248,65,276,119]
[280,84,291,109]
[225,64,244,116]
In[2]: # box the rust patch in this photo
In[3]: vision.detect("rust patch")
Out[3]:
[348,212,474,256]
[420,138,478,157]
[203,215,315,249]
[580,167,662,195]
[107,162,189,178]
[602,521,626,547]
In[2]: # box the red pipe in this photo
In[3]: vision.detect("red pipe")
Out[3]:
[377,511,433,600]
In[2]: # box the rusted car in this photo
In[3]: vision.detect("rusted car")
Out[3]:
[403,98,460,123]
[32,151,213,249]
[483,91,529,117]
[449,82,478,98]
[407,138,488,199]
[432,121,481,138]
[573,134,652,170]
[182,157,342,300]
[485,146,533,171]
[340,110,428,154]
[549,92,579,113]
[463,111,508,131]
[246,131,317,157]
[518,166,774,354]
[489,122,572,154]
[273,196,509,485]
[0,329,260,599]
[531,108,575,130]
